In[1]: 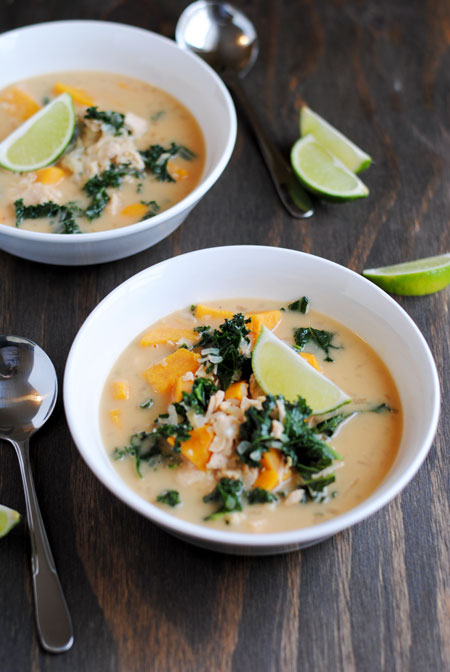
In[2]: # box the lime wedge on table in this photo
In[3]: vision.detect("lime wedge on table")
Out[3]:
[363,254,450,296]
[252,326,351,415]
[0,93,75,172]
[0,504,21,538]
[300,106,372,173]
[291,135,369,202]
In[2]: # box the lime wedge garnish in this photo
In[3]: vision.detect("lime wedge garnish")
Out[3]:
[252,326,351,415]
[300,106,372,173]
[363,254,450,296]
[0,504,21,538]
[290,135,369,202]
[0,93,75,172]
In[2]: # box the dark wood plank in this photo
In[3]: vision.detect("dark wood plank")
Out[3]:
[0,1,449,671]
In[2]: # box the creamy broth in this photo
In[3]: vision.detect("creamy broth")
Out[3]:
[0,71,205,233]
[100,300,402,533]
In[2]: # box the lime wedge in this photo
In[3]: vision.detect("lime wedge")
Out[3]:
[0,93,75,172]
[291,135,369,202]
[252,326,351,415]
[0,504,21,538]
[300,106,372,173]
[363,254,450,296]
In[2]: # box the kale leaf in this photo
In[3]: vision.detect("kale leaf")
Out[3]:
[139,200,160,221]
[203,478,244,521]
[293,326,340,362]
[139,142,196,182]
[84,106,127,136]
[14,199,82,234]
[195,313,251,390]
[238,394,339,499]
[246,488,278,504]
[156,490,180,507]
[288,296,309,313]
[83,163,142,220]
[179,377,218,415]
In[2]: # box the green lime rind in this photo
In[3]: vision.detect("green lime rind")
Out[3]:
[0,93,75,173]
[300,105,372,174]
[363,253,450,296]
[291,134,369,202]
[252,326,351,415]
[0,504,21,538]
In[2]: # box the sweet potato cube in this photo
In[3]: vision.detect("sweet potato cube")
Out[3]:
[35,166,67,185]
[224,380,248,401]
[299,352,321,372]
[247,310,282,343]
[109,409,121,428]
[121,203,149,218]
[111,380,130,401]
[253,467,279,491]
[52,82,94,106]
[140,327,199,347]
[0,87,41,121]
[171,377,194,403]
[194,305,234,320]
[144,349,199,393]
[180,425,214,470]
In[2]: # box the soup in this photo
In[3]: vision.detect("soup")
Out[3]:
[0,71,205,233]
[100,299,402,533]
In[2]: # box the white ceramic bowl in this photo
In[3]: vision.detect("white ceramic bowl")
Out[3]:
[64,246,440,555]
[0,21,236,265]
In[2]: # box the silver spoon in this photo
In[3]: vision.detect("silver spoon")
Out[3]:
[176,0,314,218]
[0,336,73,653]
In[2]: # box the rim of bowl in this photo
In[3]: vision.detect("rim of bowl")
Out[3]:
[0,20,237,245]
[64,245,441,549]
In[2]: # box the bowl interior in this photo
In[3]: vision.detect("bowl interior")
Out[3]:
[64,246,440,549]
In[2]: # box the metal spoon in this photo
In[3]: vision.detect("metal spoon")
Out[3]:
[0,336,73,653]
[176,0,314,218]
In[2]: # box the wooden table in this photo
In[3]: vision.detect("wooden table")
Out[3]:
[0,1,448,670]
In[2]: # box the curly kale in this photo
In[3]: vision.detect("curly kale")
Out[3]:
[195,313,251,390]
[293,326,341,362]
[139,142,196,182]
[203,478,244,521]
[156,490,180,507]
[84,106,127,136]
[14,199,82,234]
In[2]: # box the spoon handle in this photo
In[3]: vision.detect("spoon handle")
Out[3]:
[227,78,314,218]
[13,437,74,653]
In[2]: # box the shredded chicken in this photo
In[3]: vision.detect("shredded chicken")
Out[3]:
[8,174,63,205]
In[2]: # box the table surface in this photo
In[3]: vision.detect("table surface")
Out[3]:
[0,1,449,670]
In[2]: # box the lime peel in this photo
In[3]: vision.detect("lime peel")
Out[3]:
[0,504,21,538]
[363,253,450,296]
[252,326,351,415]
[300,106,372,173]
[0,93,75,172]
[290,134,369,202]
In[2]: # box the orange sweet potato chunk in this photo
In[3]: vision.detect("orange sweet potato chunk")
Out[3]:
[0,87,41,121]
[35,166,67,185]
[121,203,149,218]
[247,310,282,343]
[224,381,248,401]
[144,349,199,393]
[194,305,234,320]
[171,377,194,403]
[180,425,214,470]
[52,82,94,106]
[299,352,321,372]
[140,327,199,347]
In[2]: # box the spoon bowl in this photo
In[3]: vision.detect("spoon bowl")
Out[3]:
[0,336,73,653]
[176,1,314,218]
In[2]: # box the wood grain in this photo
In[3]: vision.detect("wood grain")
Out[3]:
[0,1,449,670]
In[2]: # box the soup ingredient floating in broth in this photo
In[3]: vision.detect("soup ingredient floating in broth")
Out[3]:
[0,504,21,538]
[252,326,351,414]
[363,253,450,296]
[0,93,75,172]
